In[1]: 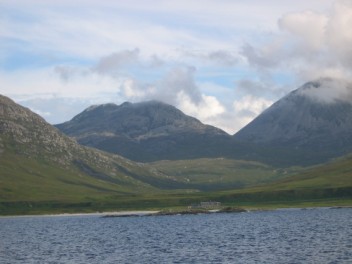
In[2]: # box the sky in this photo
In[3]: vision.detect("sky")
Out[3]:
[1,0,352,134]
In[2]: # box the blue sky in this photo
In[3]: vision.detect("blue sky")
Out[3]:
[1,0,351,133]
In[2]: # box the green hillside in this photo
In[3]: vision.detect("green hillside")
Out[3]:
[250,155,352,191]
[209,155,352,207]
[142,156,352,210]
[149,158,294,191]
[0,95,178,214]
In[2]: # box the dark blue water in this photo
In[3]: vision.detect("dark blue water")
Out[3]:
[0,208,351,263]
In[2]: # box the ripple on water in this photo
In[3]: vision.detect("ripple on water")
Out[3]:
[0,208,351,263]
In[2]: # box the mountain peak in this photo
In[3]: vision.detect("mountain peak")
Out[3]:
[81,101,176,116]
[120,100,179,110]
[234,79,352,164]
[294,78,352,104]
[62,100,225,138]
[56,100,230,162]
[120,101,133,107]
[85,103,118,112]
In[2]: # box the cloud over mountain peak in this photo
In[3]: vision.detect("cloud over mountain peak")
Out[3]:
[297,78,352,104]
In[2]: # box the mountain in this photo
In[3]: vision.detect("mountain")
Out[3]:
[56,101,233,162]
[0,95,186,211]
[233,78,352,166]
[1,94,350,214]
[56,81,352,167]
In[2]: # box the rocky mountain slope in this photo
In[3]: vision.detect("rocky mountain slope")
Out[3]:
[233,78,352,165]
[56,79,352,167]
[1,93,350,214]
[0,95,181,204]
[56,101,233,162]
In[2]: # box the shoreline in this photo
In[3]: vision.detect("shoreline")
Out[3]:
[0,210,160,219]
[1,205,351,219]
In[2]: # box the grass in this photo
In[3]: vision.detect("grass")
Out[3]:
[1,149,352,216]
[148,158,299,191]
[0,152,155,203]
[1,192,351,216]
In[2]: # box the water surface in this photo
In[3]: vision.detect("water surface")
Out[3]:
[1,208,351,263]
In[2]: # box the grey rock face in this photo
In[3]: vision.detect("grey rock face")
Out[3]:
[0,94,166,189]
[0,95,78,164]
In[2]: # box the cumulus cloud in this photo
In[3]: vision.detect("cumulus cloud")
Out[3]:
[4,0,349,134]
[233,95,272,120]
[117,66,228,130]
[241,0,352,82]
[236,79,274,97]
[119,67,202,104]
[278,11,328,50]
[325,0,352,67]
[298,78,352,104]
[182,49,239,66]
[241,43,283,69]
[197,95,273,134]
[0,68,121,99]
[158,67,202,104]
[207,50,239,66]
[177,92,225,120]
[93,48,140,74]
[122,79,149,98]
[54,65,88,82]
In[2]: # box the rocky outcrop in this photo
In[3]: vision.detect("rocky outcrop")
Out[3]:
[0,95,172,191]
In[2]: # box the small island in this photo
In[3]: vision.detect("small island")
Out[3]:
[102,202,247,218]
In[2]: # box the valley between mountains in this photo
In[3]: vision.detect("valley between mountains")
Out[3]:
[1,78,351,215]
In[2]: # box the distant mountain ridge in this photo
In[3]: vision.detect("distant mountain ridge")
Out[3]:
[56,78,352,166]
[60,100,227,139]
[56,100,233,162]
[233,78,352,165]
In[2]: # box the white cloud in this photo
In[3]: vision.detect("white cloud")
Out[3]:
[122,79,152,98]
[118,66,227,126]
[278,11,328,50]
[326,0,352,67]
[0,68,122,99]
[241,0,352,83]
[93,49,140,74]
[4,0,349,135]
[233,95,273,117]
[298,78,352,104]
[177,91,225,121]
[181,49,239,66]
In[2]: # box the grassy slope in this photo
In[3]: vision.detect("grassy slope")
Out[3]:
[0,150,168,215]
[149,158,297,191]
[0,153,144,202]
[2,153,351,215]
[112,156,352,211]
[1,151,352,215]
[238,155,352,192]
[205,155,352,207]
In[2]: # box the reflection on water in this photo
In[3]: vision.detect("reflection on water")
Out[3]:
[0,208,351,263]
